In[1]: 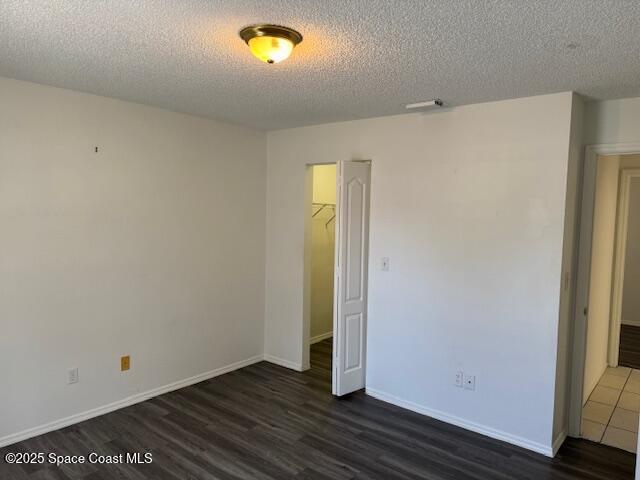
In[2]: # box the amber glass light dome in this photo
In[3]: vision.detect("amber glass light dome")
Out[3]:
[239,25,303,64]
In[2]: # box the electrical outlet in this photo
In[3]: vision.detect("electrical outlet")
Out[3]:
[121,355,130,372]
[464,374,476,391]
[381,257,390,271]
[68,368,79,385]
[455,371,464,387]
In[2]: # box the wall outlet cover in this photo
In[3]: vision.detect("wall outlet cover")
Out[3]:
[464,374,476,390]
[121,355,130,371]
[455,371,464,387]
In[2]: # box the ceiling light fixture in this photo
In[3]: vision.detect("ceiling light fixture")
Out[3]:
[239,24,303,64]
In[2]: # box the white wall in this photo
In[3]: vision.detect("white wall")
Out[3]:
[622,177,640,326]
[585,97,640,145]
[310,165,336,340]
[265,92,574,454]
[0,77,267,444]
[553,93,584,442]
[582,155,621,402]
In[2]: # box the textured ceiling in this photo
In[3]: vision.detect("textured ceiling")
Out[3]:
[1,0,640,130]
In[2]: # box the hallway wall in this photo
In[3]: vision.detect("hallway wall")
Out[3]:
[583,155,621,403]
[622,177,640,326]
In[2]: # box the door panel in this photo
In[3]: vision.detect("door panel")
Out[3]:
[345,313,363,371]
[345,178,365,302]
[333,161,370,396]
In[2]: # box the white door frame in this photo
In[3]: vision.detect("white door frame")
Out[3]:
[609,168,640,366]
[569,143,640,437]
[303,161,371,390]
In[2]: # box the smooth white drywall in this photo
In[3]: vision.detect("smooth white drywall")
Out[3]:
[622,177,640,326]
[0,77,267,443]
[265,92,574,452]
[585,97,640,145]
[310,165,336,339]
[552,93,584,442]
[583,155,620,403]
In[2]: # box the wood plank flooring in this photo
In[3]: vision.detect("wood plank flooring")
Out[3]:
[1,338,636,479]
[620,324,640,370]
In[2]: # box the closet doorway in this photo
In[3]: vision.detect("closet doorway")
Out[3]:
[309,164,337,348]
[303,161,371,396]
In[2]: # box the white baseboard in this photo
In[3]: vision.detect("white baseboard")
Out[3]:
[0,354,264,448]
[309,331,333,345]
[262,354,305,371]
[622,319,640,327]
[1,356,557,458]
[552,428,567,456]
[365,387,554,457]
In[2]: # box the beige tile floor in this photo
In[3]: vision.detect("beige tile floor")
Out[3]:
[582,366,640,453]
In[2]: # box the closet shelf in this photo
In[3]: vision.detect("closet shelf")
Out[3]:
[312,203,336,228]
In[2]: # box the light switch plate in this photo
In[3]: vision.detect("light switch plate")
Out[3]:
[68,368,79,384]
[381,257,390,271]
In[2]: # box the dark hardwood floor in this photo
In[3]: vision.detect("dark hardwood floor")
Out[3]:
[1,338,636,479]
[620,324,640,370]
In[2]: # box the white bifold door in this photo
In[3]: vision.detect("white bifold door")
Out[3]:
[332,160,371,396]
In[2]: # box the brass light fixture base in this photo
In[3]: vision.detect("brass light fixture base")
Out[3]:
[239,24,303,46]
